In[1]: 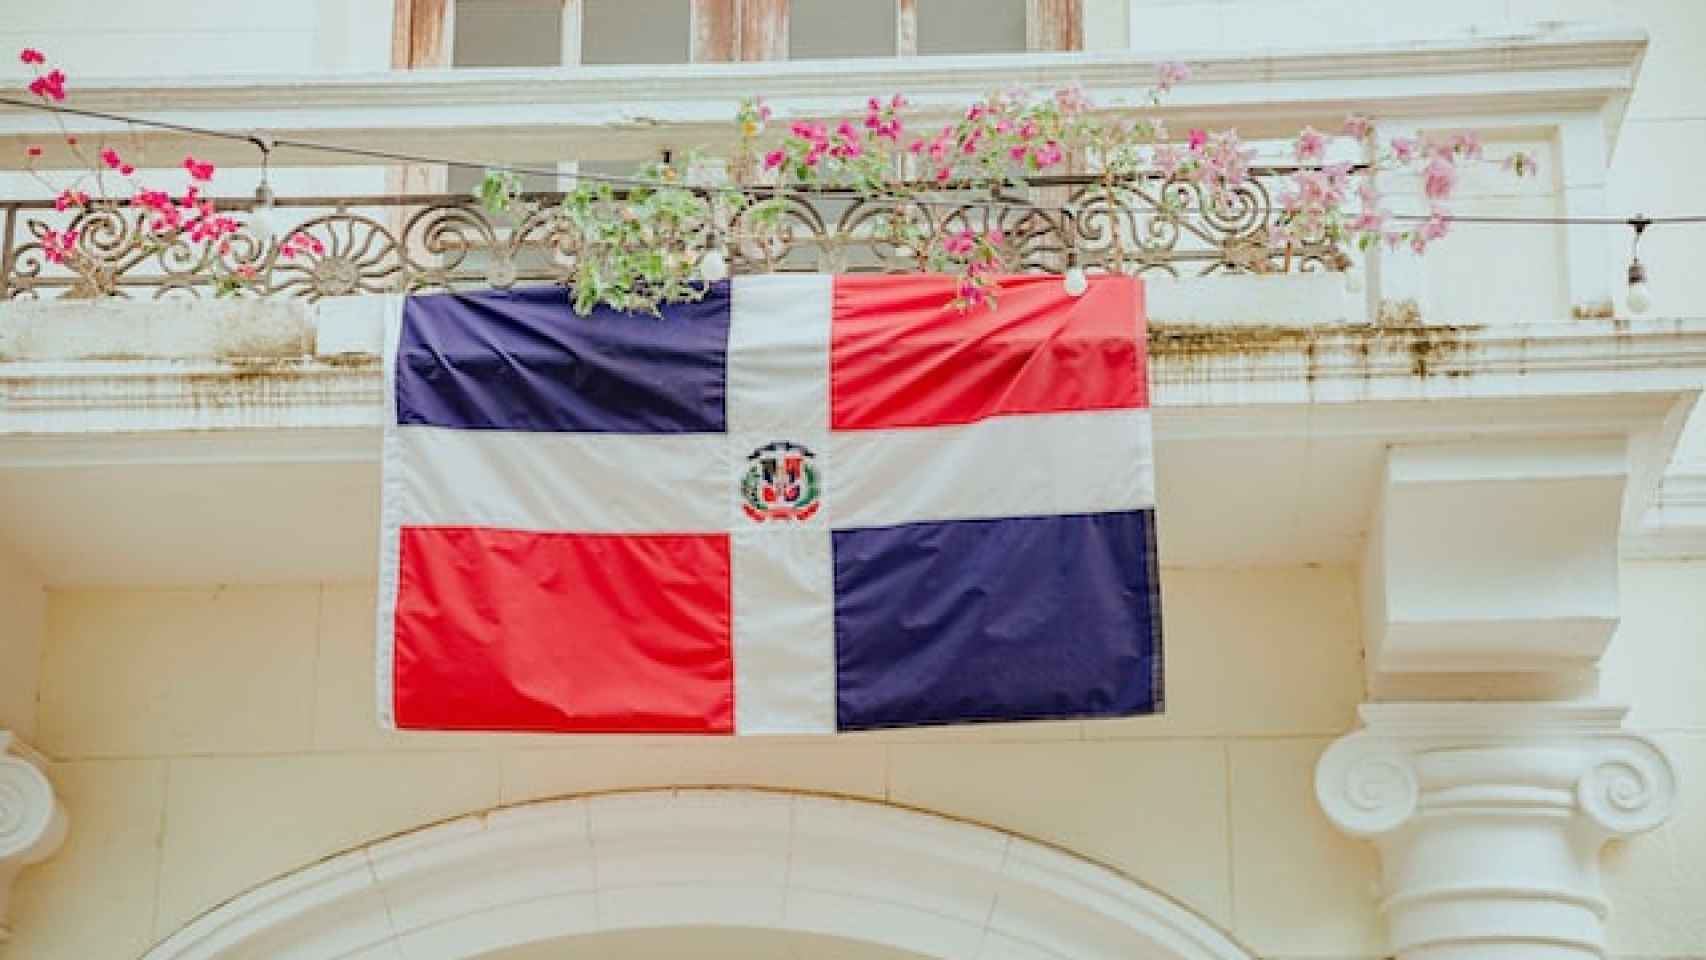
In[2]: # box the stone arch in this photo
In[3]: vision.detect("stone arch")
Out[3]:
[144,788,1255,960]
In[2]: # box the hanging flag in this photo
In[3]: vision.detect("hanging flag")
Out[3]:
[376,274,1163,734]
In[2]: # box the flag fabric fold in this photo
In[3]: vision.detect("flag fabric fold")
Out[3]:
[377,273,1163,734]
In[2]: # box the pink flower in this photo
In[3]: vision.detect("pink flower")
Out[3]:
[907,139,926,155]
[235,263,258,280]
[29,69,66,101]
[1294,126,1327,164]
[19,48,45,65]
[182,155,215,181]
[1152,144,1183,178]
[1033,141,1064,168]
[53,189,88,211]
[119,164,134,176]
[934,165,952,184]
[763,149,786,170]
[1342,114,1373,142]
[25,145,41,159]
[1390,136,1419,164]
[1423,154,1456,203]
[100,147,122,169]
[1188,128,1207,151]
[943,230,976,257]
[889,94,907,111]
[1351,180,1385,232]
[41,228,78,264]
[1053,84,1090,115]
[1156,60,1191,92]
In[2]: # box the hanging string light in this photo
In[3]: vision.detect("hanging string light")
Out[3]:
[247,134,277,248]
[1626,215,1652,315]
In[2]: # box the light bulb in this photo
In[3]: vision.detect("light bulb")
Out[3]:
[1627,281,1651,315]
[1627,259,1651,315]
[699,247,728,283]
[250,182,277,248]
[1063,265,1089,297]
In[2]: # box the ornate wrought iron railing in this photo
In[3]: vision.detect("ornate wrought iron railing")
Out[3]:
[0,170,1350,301]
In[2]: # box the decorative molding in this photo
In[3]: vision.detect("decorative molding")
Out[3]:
[1317,703,1677,959]
[143,788,1256,960]
[0,732,67,944]
[1362,436,1629,683]
[0,26,1646,169]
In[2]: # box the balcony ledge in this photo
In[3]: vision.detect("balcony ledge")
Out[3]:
[1,280,1702,576]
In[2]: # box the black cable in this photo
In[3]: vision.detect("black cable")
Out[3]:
[6,93,1706,228]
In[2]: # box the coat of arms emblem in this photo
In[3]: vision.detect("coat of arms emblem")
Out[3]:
[741,441,821,522]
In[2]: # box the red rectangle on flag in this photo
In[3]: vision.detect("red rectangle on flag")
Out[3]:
[392,527,734,733]
[829,274,1147,430]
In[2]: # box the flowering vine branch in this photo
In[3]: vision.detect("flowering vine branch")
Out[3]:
[480,60,1533,313]
[13,49,321,296]
[9,47,1533,312]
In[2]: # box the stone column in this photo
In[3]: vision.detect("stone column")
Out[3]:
[1317,703,1675,960]
[0,732,67,942]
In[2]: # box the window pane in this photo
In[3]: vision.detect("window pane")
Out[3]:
[453,0,564,68]
[918,0,1026,54]
[582,0,692,64]
[791,0,896,59]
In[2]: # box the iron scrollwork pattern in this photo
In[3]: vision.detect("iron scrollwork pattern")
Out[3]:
[1,169,1350,301]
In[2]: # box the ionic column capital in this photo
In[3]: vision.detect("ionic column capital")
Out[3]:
[1316,703,1677,960]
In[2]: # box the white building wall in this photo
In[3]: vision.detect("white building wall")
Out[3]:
[0,539,45,741]
[1,4,1704,959]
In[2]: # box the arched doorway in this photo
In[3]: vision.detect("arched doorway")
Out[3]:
[144,788,1255,960]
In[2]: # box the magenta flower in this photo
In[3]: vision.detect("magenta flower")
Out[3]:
[29,69,66,101]
[763,149,786,170]
[25,145,41,159]
[1188,128,1207,151]
[182,155,216,181]
[1390,136,1419,164]
[1294,126,1327,164]
[100,147,123,169]
[20,48,45,65]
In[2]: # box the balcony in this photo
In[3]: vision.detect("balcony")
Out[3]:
[0,21,1703,581]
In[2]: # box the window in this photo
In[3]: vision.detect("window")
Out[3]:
[918,0,1027,54]
[790,0,897,59]
[453,0,565,68]
[581,0,693,64]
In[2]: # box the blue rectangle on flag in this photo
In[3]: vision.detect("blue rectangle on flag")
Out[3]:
[395,284,731,434]
[830,510,1164,730]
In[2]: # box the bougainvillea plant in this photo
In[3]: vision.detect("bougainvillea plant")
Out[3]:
[481,60,1533,313]
[12,47,1532,312]
[14,49,322,296]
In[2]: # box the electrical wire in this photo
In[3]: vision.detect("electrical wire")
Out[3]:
[4,93,1706,229]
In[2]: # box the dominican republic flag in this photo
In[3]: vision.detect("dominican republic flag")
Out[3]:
[376,274,1163,734]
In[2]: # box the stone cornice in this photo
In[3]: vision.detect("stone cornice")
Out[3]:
[0,25,1646,168]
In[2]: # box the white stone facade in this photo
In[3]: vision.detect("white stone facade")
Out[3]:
[1,3,1705,960]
